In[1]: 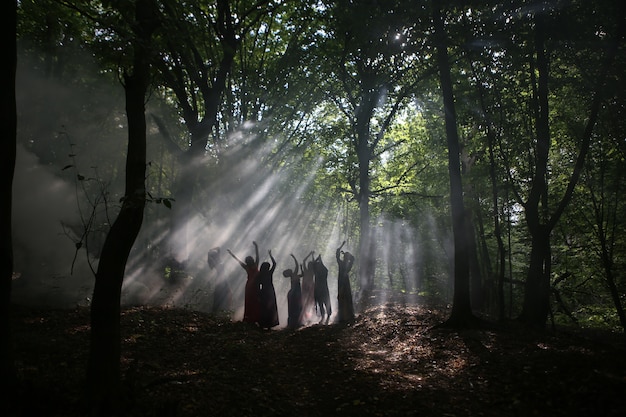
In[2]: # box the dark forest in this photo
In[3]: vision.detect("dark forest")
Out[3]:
[2,1,625,416]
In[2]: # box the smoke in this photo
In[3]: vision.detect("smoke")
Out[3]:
[12,144,93,306]
[118,138,350,327]
[12,49,451,326]
[13,50,126,307]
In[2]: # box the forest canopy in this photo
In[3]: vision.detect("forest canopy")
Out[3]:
[3,0,625,415]
[9,0,626,331]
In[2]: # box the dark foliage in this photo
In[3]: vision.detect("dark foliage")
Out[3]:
[6,303,626,416]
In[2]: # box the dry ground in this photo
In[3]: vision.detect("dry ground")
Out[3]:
[6,302,626,416]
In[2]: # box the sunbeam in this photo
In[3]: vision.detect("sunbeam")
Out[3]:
[116,128,355,328]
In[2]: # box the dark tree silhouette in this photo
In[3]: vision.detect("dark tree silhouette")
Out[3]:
[519,5,625,328]
[152,0,277,263]
[432,1,476,328]
[0,0,17,395]
[85,1,157,414]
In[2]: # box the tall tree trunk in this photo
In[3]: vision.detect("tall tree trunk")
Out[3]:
[432,2,475,327]
[357,151,374,301]
[519,6,624,327]
[469,214,486,309]
[520,226,552,326]
[0,0,17,397]
[487,134,506,321]
[519,13,552,327]
[86,1,155,414]
[468,39,507,320]
[169,90,224,263]
[355,90,376,305]
[465,185,485,311]
[588,156,626,332]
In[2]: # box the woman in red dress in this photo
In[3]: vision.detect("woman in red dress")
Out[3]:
[227,241,260,324]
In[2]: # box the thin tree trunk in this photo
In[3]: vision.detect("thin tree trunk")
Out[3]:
[467,40,507,320]
[518,12,552,328]
[0,0,17,396]
[519,6,625,327]
[466,199,484,310]
[589,161,626,332]
[488,138,506,321]
[86,1,155,414]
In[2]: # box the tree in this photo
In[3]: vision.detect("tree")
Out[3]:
[0,0,17,399]
[315,0,432,300]
[151,0,280,263]
[462,14,509,319]
[431,1,476,327]
[445,1,626,327]
[85,0,157,413]
[584,141,626,332]
[517,2,625,327]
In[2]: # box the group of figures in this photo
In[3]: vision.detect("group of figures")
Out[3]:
[226,242,280,329]
[215,240,355,329]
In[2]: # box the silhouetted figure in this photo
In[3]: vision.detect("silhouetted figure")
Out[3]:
[207,247,221,269]
[227,242,260,324]
[283,254,302,329]
[300,251,315,324]
[313,254,332,324]
[258,250,279,329]
[336,241,355,323]
[208,247,231,312]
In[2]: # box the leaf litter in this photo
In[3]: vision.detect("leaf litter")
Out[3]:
[8,303,626,416]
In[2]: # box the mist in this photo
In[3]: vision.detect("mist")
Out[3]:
[12,52,128,307]
[12,50,451,327]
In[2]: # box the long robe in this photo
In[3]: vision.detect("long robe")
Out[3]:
[258,268,279,329]
[300,265,315,323]
[336,251,355,323]
[243,266,260,323]
[287,276,303,328]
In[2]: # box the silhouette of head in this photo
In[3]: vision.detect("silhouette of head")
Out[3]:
[282,269,292,277]
[260,261,270,272]
[244,256,255,266]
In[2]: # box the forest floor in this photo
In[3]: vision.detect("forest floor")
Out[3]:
[6,300,626,417]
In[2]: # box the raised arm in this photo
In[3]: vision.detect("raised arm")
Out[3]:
[268,250,276,272]
[290,254,298,275]
[253,241,259,264]
[336,240,346,262]
[303,250,314,265]
[227,249,245,268]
